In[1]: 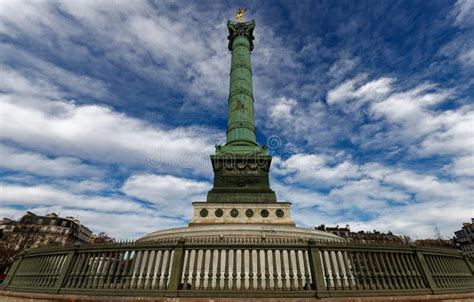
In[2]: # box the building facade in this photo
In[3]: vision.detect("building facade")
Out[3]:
[316,224,405,244]
[0,211,92,248]
[454,218,474,258]
[0,212,92,274]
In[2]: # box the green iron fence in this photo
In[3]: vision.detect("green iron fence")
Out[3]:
[1,237,473,298]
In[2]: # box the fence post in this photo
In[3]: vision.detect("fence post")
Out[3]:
[1,253,25,289]
[53,250,76,293]
[413,248,437,294]
[308,240,329,298]
[464,256,474,274]
[168,239,185,296]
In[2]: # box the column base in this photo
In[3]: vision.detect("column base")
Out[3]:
[189,201,295,226]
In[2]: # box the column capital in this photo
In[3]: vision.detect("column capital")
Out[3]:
[227,20,255,51]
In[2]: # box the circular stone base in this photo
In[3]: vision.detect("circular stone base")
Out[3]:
[139,224,342,242]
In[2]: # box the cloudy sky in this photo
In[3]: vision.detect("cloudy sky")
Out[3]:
[0,0,473,239]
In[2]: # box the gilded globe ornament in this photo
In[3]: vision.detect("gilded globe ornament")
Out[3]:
[235,7,246,22]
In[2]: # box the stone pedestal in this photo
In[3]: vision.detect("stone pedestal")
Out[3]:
[206,154,277,203]
[189,201,294,226]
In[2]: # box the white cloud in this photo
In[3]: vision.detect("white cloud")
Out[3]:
[0,207,28,221]
[354,165,473,238]
[0,183,143,213]
[325,75,474,160]
[272,153,473,238]
[383,170,472,202]
[0,2,232,108]
[0,1,306,116]
[269,75,472,165]
[268,97,297,123]
[327,76,394,105]
[329,53,359,79]
[0,45,109,99]
[121,174,210,217]
[0,2,69,37]
[0,95,217,176]
[275,153,360,188]
[330,178,410,204]
[56,179,112,194]
[458,48,474,66]
[344,195,471,239]
[0,144,103,178]
[0,65,62,99]
[439,33,474,69]
[368,84,453,144]
[450,0,474,28]
[266,97,348,148]
[354,77,394,101]
[326,75,364,105]
[0,3,231,240]
[0,173,210,238]
[446,155,474,177]
[0,4,230,178]
[66,208,185,239]
[416,106,474,156]
[370,84,449,122]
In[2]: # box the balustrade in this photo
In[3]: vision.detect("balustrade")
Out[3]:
[2,239,473,298]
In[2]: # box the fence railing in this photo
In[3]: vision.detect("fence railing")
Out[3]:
[1,238,473,298]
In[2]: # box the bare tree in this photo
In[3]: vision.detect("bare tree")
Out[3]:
[0,227,59,274]
[402,235,412,245]
[92,232,115,244]
[434,225,443,241]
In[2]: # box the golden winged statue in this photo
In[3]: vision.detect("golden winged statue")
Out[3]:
[235,8,246,22]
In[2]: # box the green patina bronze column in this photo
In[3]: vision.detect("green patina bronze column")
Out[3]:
[225,20,257,149]
[207,16,277,204]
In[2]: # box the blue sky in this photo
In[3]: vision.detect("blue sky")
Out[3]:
[0,0,472,239]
